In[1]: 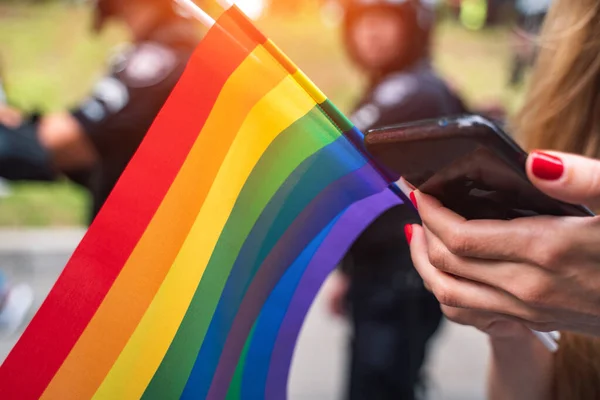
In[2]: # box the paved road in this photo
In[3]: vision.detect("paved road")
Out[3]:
[0,229,489,399]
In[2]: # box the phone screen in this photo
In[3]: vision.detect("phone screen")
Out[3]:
[417,144,566,219]
[366,116,593,220]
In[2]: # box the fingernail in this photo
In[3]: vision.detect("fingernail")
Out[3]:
[531,151,564,181]
[409,192,418,210]
[404,224,413,244]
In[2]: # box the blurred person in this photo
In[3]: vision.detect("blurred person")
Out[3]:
[0,60,14,196]
[0,273,34,339]
[486,0,509,26]
[0,68,34,338]
[0,0,202,220]
[329,0,467,398]
[407,0,600,398]
[0,60,22,129]
[445,0,462,19]
[0,58,54,183]
[509,0,552,87]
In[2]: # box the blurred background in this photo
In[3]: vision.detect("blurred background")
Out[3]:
[0,0,527,226]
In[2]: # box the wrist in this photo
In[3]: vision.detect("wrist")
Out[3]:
[490,329,553,365]
[489,329,538,348]
[484,320,533,341]
[488,330,554,400]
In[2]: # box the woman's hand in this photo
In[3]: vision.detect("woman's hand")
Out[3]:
[407,151,600,336]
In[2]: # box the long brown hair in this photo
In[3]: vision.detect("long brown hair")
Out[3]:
[516,1,600,398]
[516,0,600,159]
[553,333,600,399]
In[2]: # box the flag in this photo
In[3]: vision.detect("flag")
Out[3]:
[0,4,403,399]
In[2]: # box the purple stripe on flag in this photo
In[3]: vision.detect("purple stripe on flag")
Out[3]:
[265,188,402,399]
[205,165,387,399]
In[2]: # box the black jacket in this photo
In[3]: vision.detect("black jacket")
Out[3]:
[342,60,467,400]
[343,60,467,291]
[70,20,201,219]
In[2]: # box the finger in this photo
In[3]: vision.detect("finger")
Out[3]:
[422,226,553,300]
[423,226,562,313]
[527,150,600,210]
[409,225,546,323]
[414,190,558,262]
[397,177,416,198]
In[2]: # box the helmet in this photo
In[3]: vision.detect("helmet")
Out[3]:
[343,0,434,25]
[342,0,435,73]
[92,0,178,33]
[93,0,119,33]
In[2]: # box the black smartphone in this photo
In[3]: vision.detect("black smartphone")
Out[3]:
[364,115,594,220]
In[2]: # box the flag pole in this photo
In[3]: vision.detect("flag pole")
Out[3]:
[216,0,234,9]
[174,0,215,28]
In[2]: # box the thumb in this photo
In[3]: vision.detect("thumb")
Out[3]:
[527,150,600,210]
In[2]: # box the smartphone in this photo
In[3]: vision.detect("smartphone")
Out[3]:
[364,115,594,220]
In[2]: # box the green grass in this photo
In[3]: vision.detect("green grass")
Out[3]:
[0,3,521,227]
[0,180,89,226]
[0,3,124,226]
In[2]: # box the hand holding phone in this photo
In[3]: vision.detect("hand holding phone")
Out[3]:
[364,115,597,352]
[365,115,593,220]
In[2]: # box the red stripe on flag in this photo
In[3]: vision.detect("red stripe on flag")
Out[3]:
[0,18,257,399]
[228,5,268,45]
[227,7,297,75]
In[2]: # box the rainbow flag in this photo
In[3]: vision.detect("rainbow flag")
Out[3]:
[0,4,403,399]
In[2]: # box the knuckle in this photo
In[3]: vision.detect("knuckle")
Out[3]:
[445,227,472,256]
[442,306,467,324]
[433,281,460,308]
[428,245,453,273]
[532,240,569,270]
[513,275,557,309]
[511,278,554,308]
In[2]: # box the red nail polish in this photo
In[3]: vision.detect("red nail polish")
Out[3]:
[409,192,418,210]
[531,151,564,181]
[404,224,413,244]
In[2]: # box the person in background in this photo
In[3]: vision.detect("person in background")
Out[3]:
[0,60,13,197]
[0,273,33,338]
[509,0,552,87]
[328,0,467,398]
[407,0,600,397]
[0,65,34,338]
[0,0,202,221]
[0,61,22,130]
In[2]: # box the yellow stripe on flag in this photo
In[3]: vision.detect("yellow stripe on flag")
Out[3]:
[92,75,316,399]
[41,45,287,400]
[292,70,327,105]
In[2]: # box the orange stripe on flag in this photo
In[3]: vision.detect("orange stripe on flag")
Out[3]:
[41,46,287,400]
[0,16,257,400]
